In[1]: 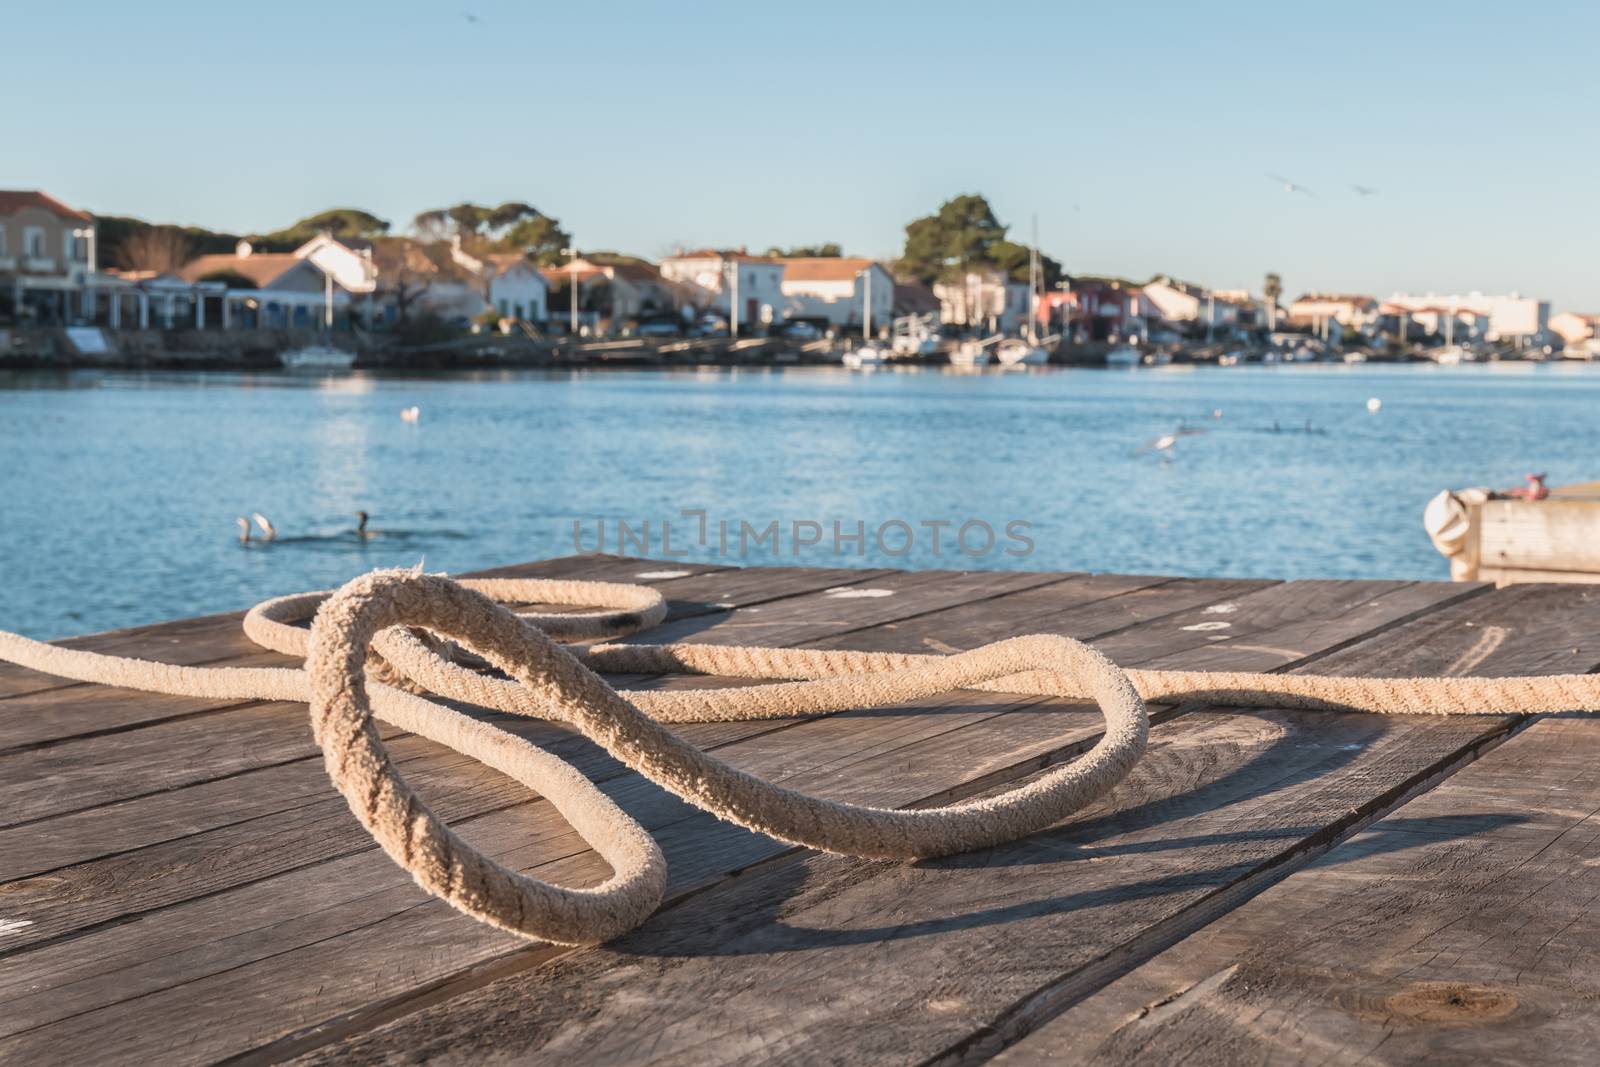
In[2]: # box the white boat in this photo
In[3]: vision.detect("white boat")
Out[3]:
[891,313,941,357]
[279,343,355,371]
[996,225,1053,367]
[843,344,891,369]
[280,267,355,370]
[1104,345,1141,367]
[995,337,1051,366]
[949,338,993,367]
[1432,345,1465,365]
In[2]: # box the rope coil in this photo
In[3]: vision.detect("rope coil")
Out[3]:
[2,568,1596,945]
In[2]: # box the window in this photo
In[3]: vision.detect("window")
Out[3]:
[0,225,6,256]
[24,227,46,258]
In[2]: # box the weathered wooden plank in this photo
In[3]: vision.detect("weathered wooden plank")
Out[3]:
[990,718,1600,1067]
[633,567,1071,646]
[0,572,1246,1062]
[803,574,1270,655]
[279,582,1600,1067]
[0,578,1471,1064]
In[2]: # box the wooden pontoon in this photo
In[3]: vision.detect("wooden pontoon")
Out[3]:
[1428,480,1600,584]
[3,555,1599,1064]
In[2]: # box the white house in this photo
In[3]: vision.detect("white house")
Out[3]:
[293,234,378,295]
[481,254,549,323]
[545,257,677,322]
[777,257,894,328]
[1551,311,1600,347]
[933,270,1031,332]
[292,234,380,325]
[178,242,349,329]
[1386,291,1550,342]
[658,249,785,328]
[1141,277,1205,322]
[1143,276,1253,333]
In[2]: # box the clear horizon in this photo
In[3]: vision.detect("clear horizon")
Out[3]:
[9,0,1597,309]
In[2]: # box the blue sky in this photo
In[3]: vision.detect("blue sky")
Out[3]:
[9,1,1597,308]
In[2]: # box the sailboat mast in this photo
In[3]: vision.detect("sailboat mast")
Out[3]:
[1028,214,1041,344]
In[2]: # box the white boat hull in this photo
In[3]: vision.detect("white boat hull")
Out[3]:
[995,340,1050,366]
[279,344,355,371]
[843,345,890,369]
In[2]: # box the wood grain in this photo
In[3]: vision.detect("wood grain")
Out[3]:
[994,700,1600,1058]
[0,571,1257,1063]
[280,581,1596,1067]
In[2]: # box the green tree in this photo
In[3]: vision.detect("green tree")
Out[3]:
[764,242,842,258]
[989,239,1064,288]
[1264,271,1283,329]
[896,194,1008,284]
[93,215,238,271]
[412,201,571,263]
[250,208,391,250]
[504,215,572,264]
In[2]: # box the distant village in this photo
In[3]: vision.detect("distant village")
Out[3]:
[1,188,1593,368]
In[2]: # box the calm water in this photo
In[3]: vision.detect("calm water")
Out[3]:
[1,362,1594,639]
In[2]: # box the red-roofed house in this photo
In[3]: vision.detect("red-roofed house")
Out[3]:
[1,190,97,325]
[776,257,894,328]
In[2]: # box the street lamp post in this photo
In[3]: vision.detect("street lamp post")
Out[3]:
[857,266,872,342]
[560,246,579,335]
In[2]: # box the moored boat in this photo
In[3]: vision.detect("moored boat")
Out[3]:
[994,338,1051,366]
[843,345,890,369]
[279,343,355,371]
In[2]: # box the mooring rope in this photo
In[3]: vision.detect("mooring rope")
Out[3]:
[2,568,1596,945]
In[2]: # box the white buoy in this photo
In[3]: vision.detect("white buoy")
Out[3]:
[400,406,421,423]
[1366,397,1382,413]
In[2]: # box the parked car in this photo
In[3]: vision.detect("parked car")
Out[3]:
[692,315,730,338]
[637,319,680,338]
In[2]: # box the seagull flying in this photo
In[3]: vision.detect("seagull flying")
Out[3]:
[462,11,480,23]
[1267,173,1315,197]
[1351,184,1379,197]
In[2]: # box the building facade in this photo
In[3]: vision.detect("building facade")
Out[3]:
[932,270,1030,332]
[658,249,785,327]
[777,257,894,328]
[1385,291,1551,341]
[0,190,96,324]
